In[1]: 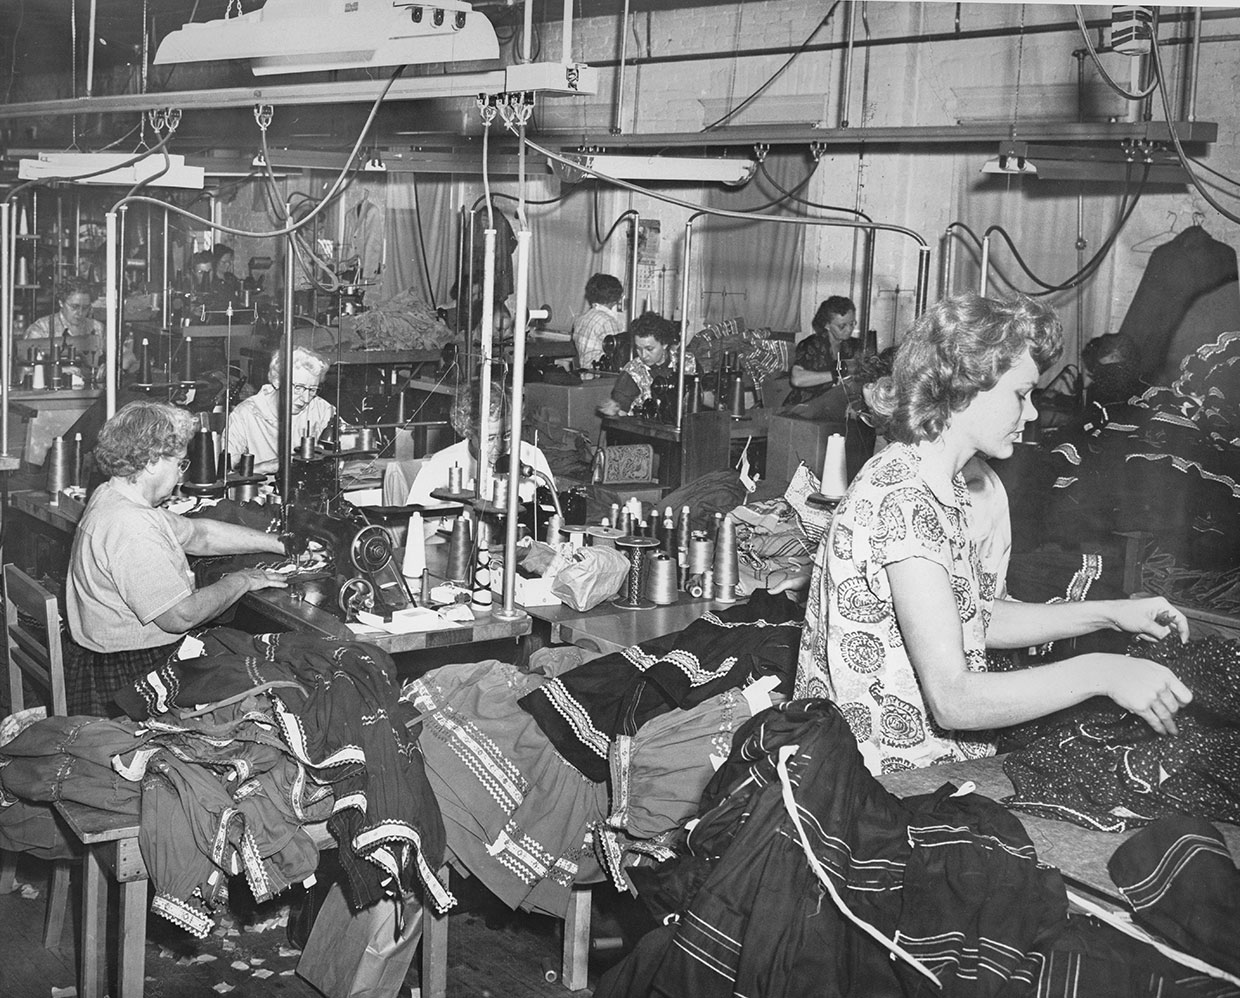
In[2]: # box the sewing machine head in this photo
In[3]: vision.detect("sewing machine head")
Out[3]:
[285,504,410,619]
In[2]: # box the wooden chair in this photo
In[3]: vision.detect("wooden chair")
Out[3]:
[1,563,73,950]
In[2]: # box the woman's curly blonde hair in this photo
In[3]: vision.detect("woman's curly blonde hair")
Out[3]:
[95,400,197,480]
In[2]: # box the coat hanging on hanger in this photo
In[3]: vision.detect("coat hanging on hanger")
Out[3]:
[343,196,384,280]
[1117,223,1239,378]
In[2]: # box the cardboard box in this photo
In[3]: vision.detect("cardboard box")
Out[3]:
[490,568,562,607]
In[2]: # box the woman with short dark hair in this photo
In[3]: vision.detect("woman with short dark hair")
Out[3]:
[783,295,859,410]
[66,400,288,716]
[795,292,1192,773]
[600,311,696,416]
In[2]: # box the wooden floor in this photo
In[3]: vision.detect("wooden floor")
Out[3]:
[0,853,631,997]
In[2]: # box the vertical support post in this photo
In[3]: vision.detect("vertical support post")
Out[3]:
[279,219,295,507]
[104,210,119,418]
[612,0,632,134]
[676,221,693,432]
[86,0,98,98]
[476,229,497,504]
[978,237,990,298]
[498,230,532,621]
[840,0,856,128]
[561,0,573,64]
[628,213,640,324]
[1188,6,1202,121]
[915,245,931,318]
[1,202,11,457]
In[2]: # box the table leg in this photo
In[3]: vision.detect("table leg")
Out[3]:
[79,848,106,998]
[561,887,592,991]
[118,879,147,998]
[421,867,449,998]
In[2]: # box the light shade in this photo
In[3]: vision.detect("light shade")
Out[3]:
[18,152,205,189]
[153,0,499,76]
[553,153,757,186]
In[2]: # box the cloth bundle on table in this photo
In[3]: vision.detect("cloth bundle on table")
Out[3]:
[686,318,792,386]
[596,699,1068,998]
[1002,634,1240,832]
[351,287,456,352]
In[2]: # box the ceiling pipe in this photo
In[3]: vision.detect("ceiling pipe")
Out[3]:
[839,0,856,129]
[612,0,632,135]
[86,0,98,98]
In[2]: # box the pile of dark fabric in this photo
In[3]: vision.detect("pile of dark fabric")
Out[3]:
[0,628,450,936]
[351,288,456,352]
[600,699,1240,998]
[1002,634,1240,832]
[518,591,804,782]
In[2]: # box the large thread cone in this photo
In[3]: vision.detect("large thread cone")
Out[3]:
[46,437,72,496]
[187,427,219,485]
[445,517,473,585]
[711,513,739,603]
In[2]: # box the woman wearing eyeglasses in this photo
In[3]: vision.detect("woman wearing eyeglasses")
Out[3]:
[65,400,289,716]
[225,345,337,475]
[22,276,139,379]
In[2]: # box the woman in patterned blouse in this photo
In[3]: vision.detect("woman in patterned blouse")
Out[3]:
[793,292,1194,774]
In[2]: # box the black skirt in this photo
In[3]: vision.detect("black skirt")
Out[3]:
[65,637,180,717]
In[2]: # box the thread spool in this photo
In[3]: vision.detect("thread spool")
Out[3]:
[188,427,218,485]
[71,432,83,488]
[688,531,714,575]
[402,512,426,580]
[447,464,464,494]
[545,513,564,545]
[183,336,193,382]
[16,256,29,287]
[46,437,72,501]
[711,514,739,604]
[644,551,679,606]
[31,363,45,390]
[609,503,621,528]
[139,338,152,384]
[472,520,493,609]
[299,436,316,460]
[569,528,587,548]
[228,480,262,503]
[357,427,377,452]
[727,371,745,417]
[613,535,658,610]
[586,525,622,548]
[685,573,705,599]
[445,517,473,585]
[237,453,255,478]
[820,433,849,499]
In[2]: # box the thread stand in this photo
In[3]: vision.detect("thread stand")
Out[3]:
[613,535,659,610]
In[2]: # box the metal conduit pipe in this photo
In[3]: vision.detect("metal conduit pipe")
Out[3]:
[279,223,295,509]
[476,229,497,506]
[1189,6,1203,120]
[674,207,932,430]
[612,0,632,134]
[628,213,641,323]
[581,7,1232,70]
[979,235,991,297]
[1,202,11,457]
[497,229,533,622]
[105,211,119,418]
[840,0,856,129]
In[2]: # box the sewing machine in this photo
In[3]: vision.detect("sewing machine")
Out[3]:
[285,504,412,620]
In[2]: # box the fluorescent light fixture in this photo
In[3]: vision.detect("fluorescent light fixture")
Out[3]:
[981,154,1037,176]
[553,153,757,186]
[153,0,499,76]
[18,152,205,189]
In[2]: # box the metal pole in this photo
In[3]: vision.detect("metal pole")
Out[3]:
[161,206,169,328]
[497,230,532,621]
[612,0,632,134]
[941,228,956,299]
[279,219,295,506]
[1188,6,1203,120]
[860,228,876,341]
[628,213,640,323]
[1,202,11,457]
[978,236,990,297]
[476,229,496,504]
[675,221,693,432]
[561,0,573,63]
[86,0,98,97]
[104,210,119,417]
[915,246,931,317]
[840,0,857,128]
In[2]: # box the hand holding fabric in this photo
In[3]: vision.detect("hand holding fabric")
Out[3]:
[1107,597,1189,643]
[1096,653,1193,736]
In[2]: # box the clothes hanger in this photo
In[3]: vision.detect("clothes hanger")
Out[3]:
[1130,210,1179,253]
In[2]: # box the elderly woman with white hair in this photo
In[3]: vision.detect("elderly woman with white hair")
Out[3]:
[225,345,337,474]
[66,400,289,716]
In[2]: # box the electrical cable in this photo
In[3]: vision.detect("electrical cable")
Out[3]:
[1185,155,1240,191]
[409,173,438,309]
[1072,5,1159,100]
[756,159,862,217]
[3,0,23,105]
[5,127,175,204]
[982,166,1148,295]
[702,2,841,131]
[1149,37,1240,226]
[112,65,405,234]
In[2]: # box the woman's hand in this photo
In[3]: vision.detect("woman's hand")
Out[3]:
[1096,653,1193,735]
[232,568,289,593]
[1107,597,1189,643]
[597,397,622,417]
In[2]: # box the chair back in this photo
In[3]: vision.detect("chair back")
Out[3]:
[3,565,67,717]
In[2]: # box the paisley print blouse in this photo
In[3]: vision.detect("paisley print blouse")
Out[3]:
[794,442,1000,774]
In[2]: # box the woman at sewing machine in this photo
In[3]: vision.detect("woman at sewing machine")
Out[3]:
[598,311,695,417]
[65,400,290,717]
[225,345,337,475]
[405,380,556,538]
[22,276,138,382]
